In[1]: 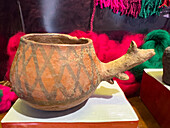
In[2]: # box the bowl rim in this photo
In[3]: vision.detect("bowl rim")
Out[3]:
[20,33,93,47]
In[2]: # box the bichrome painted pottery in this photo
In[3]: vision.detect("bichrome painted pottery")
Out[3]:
[10,33,155,111]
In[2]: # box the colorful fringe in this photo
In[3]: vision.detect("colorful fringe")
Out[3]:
[159,0,170,8]
[121,0,141,18]
[96,0,126,14]
[96,0,169,18]
[139,0,162,18]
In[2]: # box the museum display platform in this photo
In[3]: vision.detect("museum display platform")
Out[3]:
[0,81,160,128]
[1,81,138,128]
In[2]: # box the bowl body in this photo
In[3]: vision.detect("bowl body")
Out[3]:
[10,33,101,111]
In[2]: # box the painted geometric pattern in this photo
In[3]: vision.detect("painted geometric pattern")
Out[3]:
[11,41,101,106]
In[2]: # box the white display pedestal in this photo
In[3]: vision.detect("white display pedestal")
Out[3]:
[1,81,138,128]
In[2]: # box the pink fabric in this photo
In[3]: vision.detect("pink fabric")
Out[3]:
[0,32,24,112]
[5,32,26,80]
[0,84,18,113]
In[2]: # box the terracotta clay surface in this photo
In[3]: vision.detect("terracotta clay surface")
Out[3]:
[10,33,155,111]
[163,47,170,85]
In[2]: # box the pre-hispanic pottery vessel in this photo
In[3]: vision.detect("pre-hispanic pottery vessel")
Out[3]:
[10,33,155,111]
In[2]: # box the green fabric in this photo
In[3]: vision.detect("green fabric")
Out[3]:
[0,90,3,102]
[139,0,162,18]
[130,30,170,81]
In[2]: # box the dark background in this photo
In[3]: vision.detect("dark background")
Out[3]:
[0,0,169,80]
